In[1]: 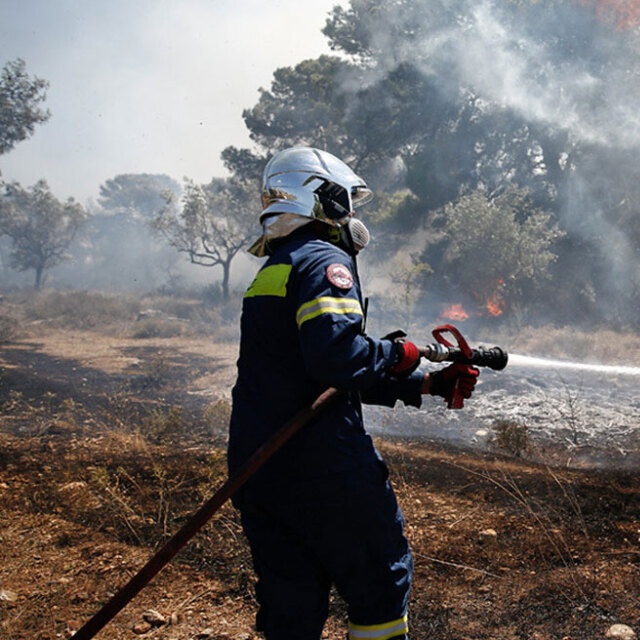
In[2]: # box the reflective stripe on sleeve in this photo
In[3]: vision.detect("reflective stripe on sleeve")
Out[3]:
[244,264,292,298]
[296,296,363,328]
[348,613,409,640]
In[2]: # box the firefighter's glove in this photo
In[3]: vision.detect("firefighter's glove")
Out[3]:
[429,363,479,402]
[391,338,421,376]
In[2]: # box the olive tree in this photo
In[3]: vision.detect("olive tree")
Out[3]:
[0,58,50,156]
[0,180,88,289]
[153,178,256,300]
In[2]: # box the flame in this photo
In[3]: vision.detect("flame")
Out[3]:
[485,278,505,317]
[485,293,505,317]
[440,303,470,321]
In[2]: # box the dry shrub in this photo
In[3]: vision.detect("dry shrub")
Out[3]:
[130,317,184,339]
[0,315,18,342]
[203,398,232,431]
[490,419,531,457]
[137,355,173,388]
[141,406,184,443]
[25,290,140,329]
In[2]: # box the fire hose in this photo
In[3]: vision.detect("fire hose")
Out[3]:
[70,324,507,640]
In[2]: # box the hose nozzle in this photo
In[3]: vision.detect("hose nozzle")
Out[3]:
[420,344,508,370]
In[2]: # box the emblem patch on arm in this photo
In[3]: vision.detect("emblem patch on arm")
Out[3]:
[326,263,353,290]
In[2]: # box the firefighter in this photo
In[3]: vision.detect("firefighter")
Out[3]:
[228,147,478,640]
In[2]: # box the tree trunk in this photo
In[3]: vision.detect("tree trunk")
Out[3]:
[221,260,231,300]
[34,264,44,290]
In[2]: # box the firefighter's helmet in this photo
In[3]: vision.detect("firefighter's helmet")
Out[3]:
[248,147,373,257]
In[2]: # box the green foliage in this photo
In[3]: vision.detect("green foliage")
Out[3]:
[0,180,88,289]
[242,55,357,158]
[440,187,564,309]
[0,58,50,156]
[98,173,180,219]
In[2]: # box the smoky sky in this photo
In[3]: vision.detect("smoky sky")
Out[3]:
[0,0,345,202]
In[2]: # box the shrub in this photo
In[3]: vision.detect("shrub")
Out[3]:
[25,290,140,328]
[0,315,18,342]
[141,406,184,443]
[490,419,531,457]
[203,398,232,432]
[130,317,183,339]
[138,355,173,388]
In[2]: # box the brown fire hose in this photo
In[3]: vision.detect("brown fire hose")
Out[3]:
[70,387,343,640]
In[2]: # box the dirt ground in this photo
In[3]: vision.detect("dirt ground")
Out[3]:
[1,323,639,640]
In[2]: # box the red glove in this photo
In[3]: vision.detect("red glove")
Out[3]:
[429,363,479,408]
[391,339,421,376]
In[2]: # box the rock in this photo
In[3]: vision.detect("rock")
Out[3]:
[132,621,152,635]
[194,629,216,639]
[0,589,18,602]
[478,528,498,546]
[606,624,636,640]
[142,609,166,627]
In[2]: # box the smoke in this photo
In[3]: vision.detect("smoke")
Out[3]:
[343,0,640,325]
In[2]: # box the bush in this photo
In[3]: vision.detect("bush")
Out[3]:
[141,406,184,443]
[490,419,531,457]
[203,398,232,432]
[0,315,18,342]
[25,290,140,328]
[130,318,184,339]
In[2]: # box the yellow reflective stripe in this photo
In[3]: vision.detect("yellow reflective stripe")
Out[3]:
[348,614,408,640]
[244,264,292,298]
[296,296,363,328]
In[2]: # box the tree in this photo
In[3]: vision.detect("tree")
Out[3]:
[437,187,563,312]
[153,178,256,300]
[98,173,180,219]
[0,58,50,156]
[0,180,88,289]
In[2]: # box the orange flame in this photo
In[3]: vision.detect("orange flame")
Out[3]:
[485,293,505,317]
[440,303,470,321]
[485,278,505,317]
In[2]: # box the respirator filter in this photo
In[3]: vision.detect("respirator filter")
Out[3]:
[348,218,370,252]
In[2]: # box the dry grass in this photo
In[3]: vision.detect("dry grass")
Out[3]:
[0,300,639,639]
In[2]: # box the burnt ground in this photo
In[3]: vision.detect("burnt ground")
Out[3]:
[1,326,640,640]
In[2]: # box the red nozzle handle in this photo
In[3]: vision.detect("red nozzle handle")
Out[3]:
[432,324,473,410]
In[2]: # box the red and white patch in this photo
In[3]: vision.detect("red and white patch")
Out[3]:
[326,263,353,290]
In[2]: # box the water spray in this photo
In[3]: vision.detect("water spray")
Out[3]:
[506,353,640,377]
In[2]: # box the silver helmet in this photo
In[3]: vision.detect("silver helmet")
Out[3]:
[248,147,373,257]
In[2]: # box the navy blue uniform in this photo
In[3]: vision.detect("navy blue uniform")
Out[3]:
[229,229,423,640]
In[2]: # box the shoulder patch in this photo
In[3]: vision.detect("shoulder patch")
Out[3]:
[326,263,353,290]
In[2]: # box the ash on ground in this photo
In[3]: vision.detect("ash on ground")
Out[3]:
[365,364,640,470]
